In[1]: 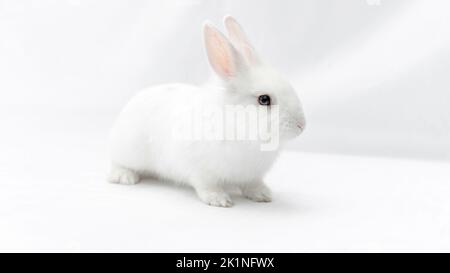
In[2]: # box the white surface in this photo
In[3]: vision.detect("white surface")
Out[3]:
[1,110,450,252]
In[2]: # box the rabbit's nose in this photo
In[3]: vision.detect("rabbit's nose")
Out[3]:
[297,118,306,132]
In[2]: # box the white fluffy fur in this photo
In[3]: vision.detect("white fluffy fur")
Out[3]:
[108,16,305,207]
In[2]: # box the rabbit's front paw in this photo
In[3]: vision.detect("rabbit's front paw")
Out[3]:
[241,183,272,202]
[196,188,233,208]
[108,166,140,185]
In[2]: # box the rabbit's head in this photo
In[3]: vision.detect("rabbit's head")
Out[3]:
[204,16,305,143]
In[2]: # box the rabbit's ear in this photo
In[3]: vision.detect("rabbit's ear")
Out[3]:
[224,15,260,66]
[203,22,244,80]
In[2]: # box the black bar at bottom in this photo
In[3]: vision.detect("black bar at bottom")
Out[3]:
[0,253,447,272]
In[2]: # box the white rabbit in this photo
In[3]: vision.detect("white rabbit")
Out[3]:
[108,16,305,207]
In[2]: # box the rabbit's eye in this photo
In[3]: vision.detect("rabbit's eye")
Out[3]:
[258,95,271,106]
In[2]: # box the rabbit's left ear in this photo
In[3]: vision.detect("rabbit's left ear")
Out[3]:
[224,15,261,66]
[203,22,246,80]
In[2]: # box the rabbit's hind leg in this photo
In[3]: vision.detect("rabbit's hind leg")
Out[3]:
[108,164,140,185]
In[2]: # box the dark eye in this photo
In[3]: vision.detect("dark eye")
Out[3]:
[258,94,271,106]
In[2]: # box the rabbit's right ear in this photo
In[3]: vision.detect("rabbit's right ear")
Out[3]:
[203,22,244,80]
[224,15,260,66]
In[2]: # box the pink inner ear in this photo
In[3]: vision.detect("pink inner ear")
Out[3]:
[228,20,247,44]
[225,18,256,66]
[206,28,235,78]
[241,45,255,66]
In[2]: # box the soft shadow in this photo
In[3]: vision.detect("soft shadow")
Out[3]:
[135,176,199,201]
[132,177,312,213]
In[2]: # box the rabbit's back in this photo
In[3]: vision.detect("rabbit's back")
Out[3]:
[108,83,204,175]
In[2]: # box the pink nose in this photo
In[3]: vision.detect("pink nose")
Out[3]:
[297,119,306,131]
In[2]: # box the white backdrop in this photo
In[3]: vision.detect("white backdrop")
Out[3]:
[1,0,449,160]
[1,0,450,252]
